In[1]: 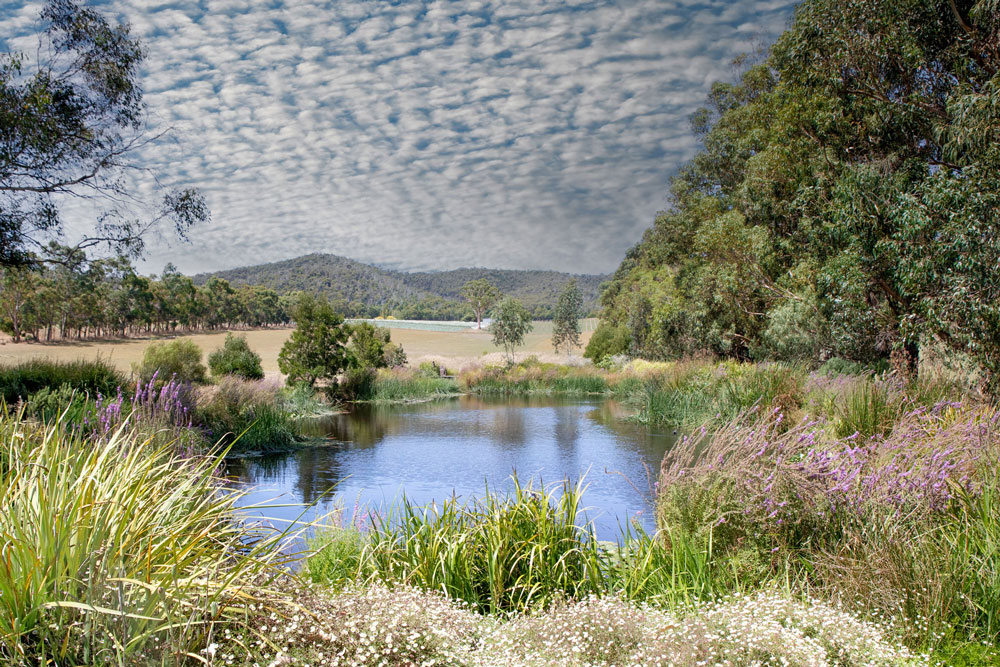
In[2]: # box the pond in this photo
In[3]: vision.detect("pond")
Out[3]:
[225,395,677,542]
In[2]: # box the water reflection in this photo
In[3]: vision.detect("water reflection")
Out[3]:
[226,396,676,541]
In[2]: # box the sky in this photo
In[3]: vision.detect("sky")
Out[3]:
[0,0,798,276]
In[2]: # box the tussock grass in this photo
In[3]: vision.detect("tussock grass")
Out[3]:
[0,357,124,405]
[196,376,298,451]
[356,478,602,615]
[0,410,290,665]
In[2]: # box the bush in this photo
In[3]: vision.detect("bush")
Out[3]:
[0,357,124,405]
[207,333,264,380]
[584,321,629,363]
[135,339,207,385]
[338,366,377,401]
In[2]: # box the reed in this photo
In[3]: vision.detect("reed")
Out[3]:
[0,410,290,665]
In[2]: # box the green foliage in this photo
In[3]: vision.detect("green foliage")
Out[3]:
[490,297,533,364]
[461,360,608,395]
[552,279,583,353]
[338,367,377,401]
[382,341,407,368]
[593,0,1000,387]
[134,339,207,385]
[207,333,264,380]
[834,379,901,439]
[362,368,460,402]
[346,322,390,370]
[0,357,124,405]
[277,294,349,388]
[0,413,286,665]
[460,278,502,329]
[584,321,630,363]
[306,522,365,589]
[357,478,602,615]
[24,384,87,423]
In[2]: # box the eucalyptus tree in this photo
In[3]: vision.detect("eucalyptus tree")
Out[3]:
[491,298,533,364]
[552,279,583,354]
[461,279,502,329]
[0,0,208,267]
[595,0,1000,387]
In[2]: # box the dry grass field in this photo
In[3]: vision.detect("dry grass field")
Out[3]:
[0,320,597,378]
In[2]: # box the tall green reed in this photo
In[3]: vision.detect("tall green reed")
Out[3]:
[0,410,291,665]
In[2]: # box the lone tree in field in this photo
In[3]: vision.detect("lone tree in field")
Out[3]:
[277,294,350,387]
[460,279,502,329]
[490,297,533,364]
[0,0,209,267]
[552,279,583,354]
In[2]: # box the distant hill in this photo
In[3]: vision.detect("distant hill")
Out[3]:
[191,254,608,318]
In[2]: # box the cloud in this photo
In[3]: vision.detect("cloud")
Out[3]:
[0,0,797,275]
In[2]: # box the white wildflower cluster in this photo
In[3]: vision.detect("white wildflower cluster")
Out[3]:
[211,584,481,667]
[476,595,655,666]
[211,587,927,667]
[632,592,931,667]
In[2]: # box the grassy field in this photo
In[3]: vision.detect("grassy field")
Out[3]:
[0,320,597,377]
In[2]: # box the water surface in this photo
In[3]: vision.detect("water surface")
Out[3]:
[226,395,676,541]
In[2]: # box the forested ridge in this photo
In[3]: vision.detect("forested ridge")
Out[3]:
[193,253,608,320]
[589,0,1000,389]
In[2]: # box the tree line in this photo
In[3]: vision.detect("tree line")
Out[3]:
[0,249,292,343]
[590,0,1000,389]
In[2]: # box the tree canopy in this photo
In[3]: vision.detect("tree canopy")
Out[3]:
[277,294,350,388]
[490,298,533,364]
[0,0,208,266]
[461,279,502,329]
[593,0,1000,389]
[552,279,583,354]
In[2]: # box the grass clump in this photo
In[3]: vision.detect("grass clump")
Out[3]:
[0,357,124,405]
[366,367,460,401]
[0,411,288,666]
[654,402,1000,659]
[196,376,297,452]
[461,358,608,396]
[311,478,602,616]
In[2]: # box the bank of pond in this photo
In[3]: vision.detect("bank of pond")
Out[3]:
[0,356,998,665]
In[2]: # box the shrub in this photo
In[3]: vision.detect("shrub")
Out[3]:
[584,321,629,363]
[134,339,207,385]
[0,357,124,405]
[337,366,377,401]
[24,383,85,423]
[207,333,264,380]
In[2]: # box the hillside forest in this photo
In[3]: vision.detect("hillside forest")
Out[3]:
[0,250,604,344]
[586,0,1000,391]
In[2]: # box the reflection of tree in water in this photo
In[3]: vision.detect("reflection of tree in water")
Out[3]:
[224,455,289,487]
[493,405,527,447]
[292,446,347,506]
[554,405,580,453]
